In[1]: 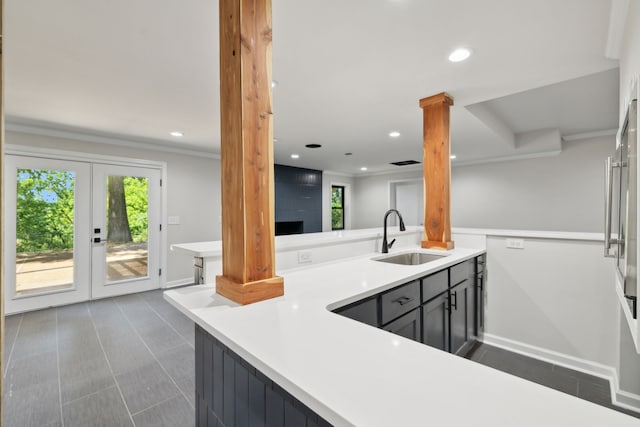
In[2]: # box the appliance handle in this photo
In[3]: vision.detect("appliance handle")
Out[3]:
[604,156,616,258]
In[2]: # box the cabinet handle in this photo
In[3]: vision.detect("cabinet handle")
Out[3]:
[450,291,458,310]
[393,296,414,306]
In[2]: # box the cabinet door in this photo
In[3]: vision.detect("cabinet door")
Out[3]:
[422,292,449,352]
[335,297,378,327]
[383,309,421,342]
[450,280,472,355]
[475,272,485,336]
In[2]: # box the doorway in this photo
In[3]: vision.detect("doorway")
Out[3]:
[390,179,424,226]
[4,153,163,314]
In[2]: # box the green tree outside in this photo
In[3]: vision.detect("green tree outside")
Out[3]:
[331,185,344,230]
[16,169,149,253]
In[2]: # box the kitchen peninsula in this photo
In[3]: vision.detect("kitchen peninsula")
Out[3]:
[165,235,637,426]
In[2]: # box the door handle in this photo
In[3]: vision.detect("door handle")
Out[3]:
[93,237,107,243]
[450,290,458,310]
[393,296,414,306]
[604,156,615,257]
[604,156,624,258]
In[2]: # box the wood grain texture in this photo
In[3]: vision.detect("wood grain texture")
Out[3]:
[216,275,283,306]
[217,0,281,304]
[419,93,455,250]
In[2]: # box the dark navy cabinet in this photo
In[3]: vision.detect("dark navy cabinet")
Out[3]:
[333,254,486,358]
[449,278,473,355]
[422,292,449,352]
[334,296,378,327]
[380,280,420,325]
[475,255,486,337]
[383,309,421,341]
[195,326,333,427]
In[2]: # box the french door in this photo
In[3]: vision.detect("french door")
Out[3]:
[91,164,161,299]
[4,155,162,314]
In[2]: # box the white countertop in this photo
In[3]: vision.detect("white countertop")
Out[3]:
[164,246,638,426]
[170,226,422,257]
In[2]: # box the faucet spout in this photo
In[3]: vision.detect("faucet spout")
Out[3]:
[382,209,406,253]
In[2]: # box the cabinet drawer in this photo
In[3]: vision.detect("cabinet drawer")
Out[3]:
[381,280,420,325]
[335,297,378,327]
[450,260,473,286]
[421,270,448,302]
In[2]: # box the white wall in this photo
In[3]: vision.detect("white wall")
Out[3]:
[352,169,422,229]
[351,137,612,234]
[7,130,221,285]
[322,172,355,232]
[484,236,619,369]
[451,136,614,233]
[620,0,640,117]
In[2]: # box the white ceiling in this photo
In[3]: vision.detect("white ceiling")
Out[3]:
[5,0,620,174]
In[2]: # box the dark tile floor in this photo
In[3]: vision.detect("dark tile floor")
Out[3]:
[3,289,195,427]
[4,292,639,426]
[465,343,640,419]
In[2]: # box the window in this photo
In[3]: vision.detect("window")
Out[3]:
[331,185,345,230]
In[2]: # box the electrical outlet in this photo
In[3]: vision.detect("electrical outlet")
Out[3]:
[298,250,312,264]
[506,238,525,249]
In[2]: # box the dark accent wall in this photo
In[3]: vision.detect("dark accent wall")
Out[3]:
[274,164,322,234]
[195,325,333,427]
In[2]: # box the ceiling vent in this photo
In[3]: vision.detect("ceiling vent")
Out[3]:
[390,160,421,166]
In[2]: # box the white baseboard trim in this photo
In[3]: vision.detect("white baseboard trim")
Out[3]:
[482,333,640,414]
[164,278,194,289]
[611,375,640,413]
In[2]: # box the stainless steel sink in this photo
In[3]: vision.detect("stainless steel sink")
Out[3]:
[373,252,447,265]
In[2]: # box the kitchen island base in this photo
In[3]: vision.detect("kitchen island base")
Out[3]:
[195,325,332,427]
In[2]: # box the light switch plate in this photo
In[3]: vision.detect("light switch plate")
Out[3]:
[506,238,525,249]
[168,216,180,225]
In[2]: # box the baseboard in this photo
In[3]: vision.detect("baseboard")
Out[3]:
[611,374,640,413]
[482,333,640,414]
[164,278,194,288]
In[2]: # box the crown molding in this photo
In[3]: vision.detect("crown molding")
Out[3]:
[323,170,356,178]
[6,120,221,160]
[561,128,617,142]
[452,150,562,168]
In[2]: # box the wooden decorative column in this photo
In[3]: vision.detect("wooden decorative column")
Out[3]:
[215,0,283,305]
[420,93,455,250]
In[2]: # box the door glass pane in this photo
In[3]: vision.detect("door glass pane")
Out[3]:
[105,175,149,283]
[16,168,75,293]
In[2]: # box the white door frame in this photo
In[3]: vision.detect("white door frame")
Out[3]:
[4,155,92,314]
[388,178,423,226]
[4,145,168,312]
[91,164,162,299]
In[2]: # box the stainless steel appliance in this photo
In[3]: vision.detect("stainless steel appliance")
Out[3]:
[605,98,638,319]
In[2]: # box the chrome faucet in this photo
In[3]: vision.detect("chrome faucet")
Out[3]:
[382,209,406,253]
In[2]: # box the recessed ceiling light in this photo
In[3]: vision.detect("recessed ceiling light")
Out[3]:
[448,48,471,62]
[170,131,183,137]
[360,167,368,171]
[389,131,401,138]
[450,155,457,160]
[291,154,300,159]
[271,80,279,88]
